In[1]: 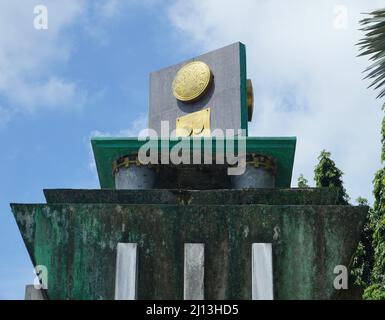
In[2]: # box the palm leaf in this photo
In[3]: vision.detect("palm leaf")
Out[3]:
[359,9,385,98]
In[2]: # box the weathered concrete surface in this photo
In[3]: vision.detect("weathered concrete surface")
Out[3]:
[184,244,205,300]
[231,166,275,189]
[25,285,45,300]
[114,243,137,300]
[115,166,156,190]
[155,165,233,189]
[43,188,339,206]
[11,202,366,300]
[252,243,274,300]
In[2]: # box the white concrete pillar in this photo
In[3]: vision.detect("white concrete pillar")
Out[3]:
[252,243,274,300]
[184,243,205,300]
[114,243,138,300]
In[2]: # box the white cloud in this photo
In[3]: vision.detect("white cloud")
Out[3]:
[90,113,148,138]
[82,0,122,46]
[99,0,121,19]
[7,77,87,113]
[83,0,161,46]
[0,0,87,120]
[0,0,156,123]
[168,0,385,203]
[87,113,148,173]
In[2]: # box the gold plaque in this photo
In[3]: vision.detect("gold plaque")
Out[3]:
[176,108,211,137]
[172,61,212,102]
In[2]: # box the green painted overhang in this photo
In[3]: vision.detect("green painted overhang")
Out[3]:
[91,137,296,189]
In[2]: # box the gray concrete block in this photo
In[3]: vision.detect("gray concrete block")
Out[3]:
[25,285,45,300]
[149,43,247,136]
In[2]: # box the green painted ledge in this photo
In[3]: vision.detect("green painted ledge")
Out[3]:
[91,137,297,189]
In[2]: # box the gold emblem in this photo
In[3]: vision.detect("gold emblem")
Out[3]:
[172,61,212,102]
[176,108,211,137]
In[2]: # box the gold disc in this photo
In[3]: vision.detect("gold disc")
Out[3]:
[172,61,212,102]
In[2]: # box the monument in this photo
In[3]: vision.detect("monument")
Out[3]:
[11,42,367,300]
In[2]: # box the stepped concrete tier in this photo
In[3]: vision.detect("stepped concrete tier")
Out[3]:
[11,188,367,300]
[43,188,339,206]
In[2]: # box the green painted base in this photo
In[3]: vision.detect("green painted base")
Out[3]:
[91,137,296,189]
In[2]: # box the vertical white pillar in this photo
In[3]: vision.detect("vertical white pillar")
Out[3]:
[252,243,274,300]
[184,243,205,300]
[25,285,44,300]
[114,243,138,300]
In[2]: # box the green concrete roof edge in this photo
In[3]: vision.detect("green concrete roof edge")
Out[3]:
[91,136,296,189]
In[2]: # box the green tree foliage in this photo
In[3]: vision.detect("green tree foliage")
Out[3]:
[381,114,385,162]
[297,174,309,188]
[314,150,350,205]
[363,168,385,299]
[358,8,385,300]
[351,197,374,288]
[356,197,369,206]
[363,284,385,300]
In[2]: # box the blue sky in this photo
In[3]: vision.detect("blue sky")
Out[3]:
[0,0,199,299]
[1,0,384,299]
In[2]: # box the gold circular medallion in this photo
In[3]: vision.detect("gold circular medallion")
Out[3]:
[172,61,212,102]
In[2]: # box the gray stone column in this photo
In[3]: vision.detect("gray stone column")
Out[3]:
[231,154,276,189]
[113,155,156,190]
[115,166,156,190]
[231,165,275,189]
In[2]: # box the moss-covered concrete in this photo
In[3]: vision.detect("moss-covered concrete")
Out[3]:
[11,200,366,300]
[43,188,339,206]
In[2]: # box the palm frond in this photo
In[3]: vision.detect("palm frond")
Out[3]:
[359,8,385,98]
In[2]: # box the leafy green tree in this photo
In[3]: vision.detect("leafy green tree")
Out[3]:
[297,174,309,188]
[314,150,350,205]
[351,197,374,288]
[356,197,369,206]
[363,167,385,299]
[358,8,385,300]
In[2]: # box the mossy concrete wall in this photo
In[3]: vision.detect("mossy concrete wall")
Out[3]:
[43,188,339,206]
[11,189,367,300]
